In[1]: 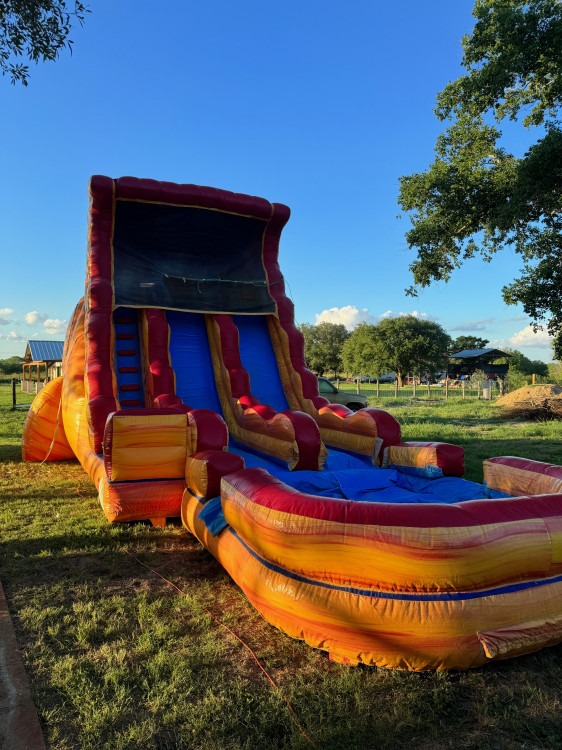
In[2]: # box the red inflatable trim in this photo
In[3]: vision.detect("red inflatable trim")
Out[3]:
[187,409,228,452]
[486,456,562,480]
[225,468,562,529]
[87,176,118,452]
[144,308,182,407]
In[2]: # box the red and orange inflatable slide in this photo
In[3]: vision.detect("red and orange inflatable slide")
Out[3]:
[22,176,562,669]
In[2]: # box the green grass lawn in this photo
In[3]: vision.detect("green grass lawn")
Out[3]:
[2,382,562,749]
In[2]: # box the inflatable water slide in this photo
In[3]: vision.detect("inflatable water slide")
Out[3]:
[22,176,562,670]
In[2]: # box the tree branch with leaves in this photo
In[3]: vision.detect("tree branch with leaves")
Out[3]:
[1,0,88,85]
[398,0,562,359]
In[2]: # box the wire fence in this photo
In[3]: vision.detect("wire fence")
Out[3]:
[335,380,501,402]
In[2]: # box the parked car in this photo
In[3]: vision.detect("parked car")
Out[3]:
[354,373,396,384]
[317,377,368,411]
[375,373,396,384]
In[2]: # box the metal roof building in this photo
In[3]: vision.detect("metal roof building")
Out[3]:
[25,340,64,362]
[448,348,511,380]
[449,348,511,360]
[22,340,64,394]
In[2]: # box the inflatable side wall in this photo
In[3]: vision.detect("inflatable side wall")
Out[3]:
[182,460,562,670]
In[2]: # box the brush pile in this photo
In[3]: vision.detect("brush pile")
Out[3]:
[496,384,562,419]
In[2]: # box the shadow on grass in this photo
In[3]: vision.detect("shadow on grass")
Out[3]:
[0,526,228,593]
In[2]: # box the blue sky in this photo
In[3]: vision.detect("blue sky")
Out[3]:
[0,0,554,361]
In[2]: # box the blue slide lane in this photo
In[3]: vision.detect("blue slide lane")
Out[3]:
[167,310,222,412]
[233,315,289,413]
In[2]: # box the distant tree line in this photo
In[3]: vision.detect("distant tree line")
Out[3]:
[298,321,554,386]
[0,356,23,375]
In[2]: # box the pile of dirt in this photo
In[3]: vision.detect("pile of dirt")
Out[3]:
[497,384,562,419]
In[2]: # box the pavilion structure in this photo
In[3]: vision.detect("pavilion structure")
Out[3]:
[447,348,511,381]
[22,341,64,394]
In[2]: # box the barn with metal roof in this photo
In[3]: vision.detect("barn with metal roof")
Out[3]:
[22,340,64,394]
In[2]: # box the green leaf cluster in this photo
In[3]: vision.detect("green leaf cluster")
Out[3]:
[398,0,562,357]
[0,355,24,375]
[497,347,549,375]
[298,321,350,378]
[0,1,88,85]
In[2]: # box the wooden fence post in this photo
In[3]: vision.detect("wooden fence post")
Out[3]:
[445,379,449,400]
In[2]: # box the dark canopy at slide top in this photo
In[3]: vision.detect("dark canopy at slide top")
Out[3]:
[113,200,276,315]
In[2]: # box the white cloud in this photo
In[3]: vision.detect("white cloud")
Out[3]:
[509,325,552,349]
[0,307,14,325]
[377,309,432,321]
[315,306,378,329]
[25,310,47,325]
[43,318,67,335]
[24,311,67,335]
[315,306,432,331]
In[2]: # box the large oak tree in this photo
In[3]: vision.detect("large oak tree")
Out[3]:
[299,321,350,378]
[398,0,562,359]
[342,316,451,386]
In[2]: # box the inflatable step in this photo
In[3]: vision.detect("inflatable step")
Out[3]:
[113,308,145,410]
[113,316,135,325]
